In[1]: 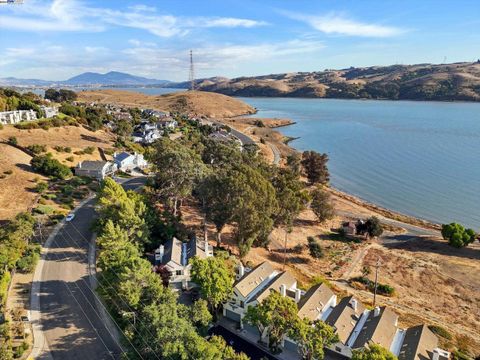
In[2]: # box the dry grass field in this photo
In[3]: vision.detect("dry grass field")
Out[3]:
[0,125,115,220]
[78,90,256,118]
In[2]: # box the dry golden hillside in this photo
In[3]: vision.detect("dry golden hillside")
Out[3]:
[77,90,256,118]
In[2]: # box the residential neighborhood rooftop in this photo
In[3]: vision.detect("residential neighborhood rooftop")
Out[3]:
[234,261,275,298]
[297,283,336,321]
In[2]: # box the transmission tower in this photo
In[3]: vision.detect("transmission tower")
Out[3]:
[189,50,195,91]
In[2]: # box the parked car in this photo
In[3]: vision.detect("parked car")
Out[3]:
[65,213,75,222]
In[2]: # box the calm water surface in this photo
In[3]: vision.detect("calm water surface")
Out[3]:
[239,97,480,229]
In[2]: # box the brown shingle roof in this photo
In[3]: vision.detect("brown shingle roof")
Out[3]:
[297,283,335,321]
[326,296,365,344]
[398,325,439,360]
[234,261,275,298]
[352,306,398,350]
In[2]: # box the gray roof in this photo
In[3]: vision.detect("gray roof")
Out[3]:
[114,152,132,162]
[326,296,365,344]
[352,306,398,350]
[249,271,296,304]
[398,325,439,360]
[162,237,207,267]
[76,160,108,171]
[234,261,275,298]
[297,283,335,321]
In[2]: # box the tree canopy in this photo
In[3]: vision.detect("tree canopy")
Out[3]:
[357,217,384,239]
[289,318,338,360]
[441,223,476,248]
[44,88,77,102]
[310,187,335,224]
[351,343,397,360]
[190,256,234,313]
[301,151,330,185]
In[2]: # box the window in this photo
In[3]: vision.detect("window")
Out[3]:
[240,301,244,308]
[176,270,182,276]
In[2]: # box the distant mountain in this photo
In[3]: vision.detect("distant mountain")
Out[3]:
[0,77,55,87]
[0,71,170,87]
[194,61,480,102]
[65,71,169,86]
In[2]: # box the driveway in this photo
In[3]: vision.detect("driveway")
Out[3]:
[31,177,146,359]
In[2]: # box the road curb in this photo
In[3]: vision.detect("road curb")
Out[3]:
[29,195,94,360]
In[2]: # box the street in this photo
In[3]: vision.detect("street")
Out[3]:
[31,177,146,359]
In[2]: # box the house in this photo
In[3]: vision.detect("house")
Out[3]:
[342,221,357,235]
[223,261,280,323]
[113,152,148,172]
[40,105,58,118]
[348,306,398,350]
[208,131,242,146]
[326,296,366,345]
[75,161,117,180]
[0,110,37,124]
[157,119,178,130]
[155,237,213,288]
[143,109,169,119]
[222,261,450,360]
[132,129,162,144]
[398,325,449,360]
[297,283,337,322]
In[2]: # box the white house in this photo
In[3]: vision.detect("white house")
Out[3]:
[222,260,450,360]
[157,119,178,130]
[155,237,213,289]
[0,110,37,124]
[132,129,162,144]
[74,161,117,180]
[40,105,58,118]
[113,152,148,172]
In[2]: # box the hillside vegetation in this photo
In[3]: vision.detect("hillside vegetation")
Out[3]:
[191,61,480,101]
[77,90,256,117]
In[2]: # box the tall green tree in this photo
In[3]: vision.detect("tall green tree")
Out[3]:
[310,187,335,223]
[301,151,330,185]
[244,291,298,352]
[289,318,338,360]
[153,138,207,216]
[351,343,397,360]
[357,217,384,239]
[190,257,234,314]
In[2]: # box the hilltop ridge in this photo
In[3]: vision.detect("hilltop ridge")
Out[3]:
[182,61,480,101]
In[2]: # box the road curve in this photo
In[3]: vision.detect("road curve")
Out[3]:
[31,177,145,360]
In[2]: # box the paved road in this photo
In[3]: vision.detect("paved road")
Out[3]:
[268,142,281,165]
[212,120,255,146]
[32,177,146,360]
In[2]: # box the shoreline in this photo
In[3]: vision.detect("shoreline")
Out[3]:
[222,114,442,232]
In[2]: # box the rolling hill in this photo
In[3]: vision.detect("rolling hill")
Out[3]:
[187,61,480,101]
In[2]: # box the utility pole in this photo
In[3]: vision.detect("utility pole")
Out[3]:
[373,257,381,307]
[189,50,195,91]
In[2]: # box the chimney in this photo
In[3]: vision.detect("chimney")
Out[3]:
[238,263,245,278]
[350,298,358,311]
[373,306,381,317]
[113,152,117,158]
[295,288,302,302]
[204,239,210,256]
[155,245,164,264]
[280,284,286,297]
[78,161,82,169]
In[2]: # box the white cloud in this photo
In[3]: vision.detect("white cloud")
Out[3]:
[0,0,267,36]
[285,12,405,38]
[199,17,268,28]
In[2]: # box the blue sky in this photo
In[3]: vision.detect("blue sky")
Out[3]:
[1,0,479,81]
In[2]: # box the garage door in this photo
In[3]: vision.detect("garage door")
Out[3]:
[225,309,241,322]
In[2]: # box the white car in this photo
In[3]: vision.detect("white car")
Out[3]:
[65,213,75,222]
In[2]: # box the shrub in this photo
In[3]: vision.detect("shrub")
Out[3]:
[254,120,265,127]
[307,236,323,259]
[30,154,72,179]
[428,325,453,340]
[83,146,95,155]
[3,170,13,175]
[64,147,72,153]
[34,182,48,193]
[441,223,476,248]
[16,245,41,273]
[34,205,55,215]
[0,123,3,130]
[66,156,74,162]
[26,144,47,154]
[7,136,17,146]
